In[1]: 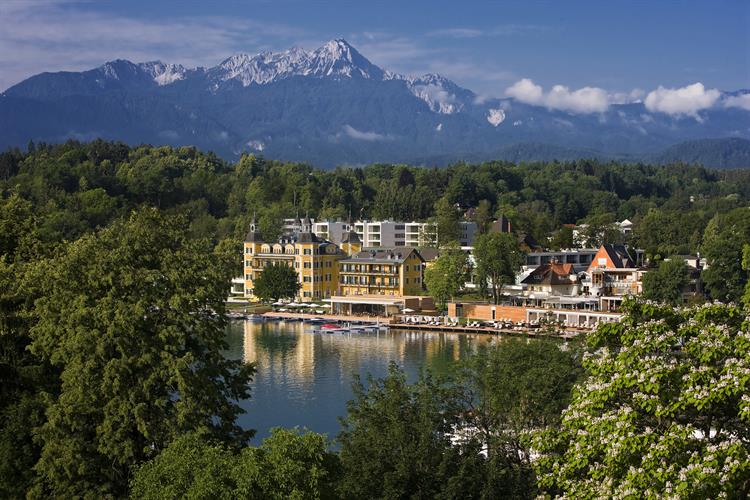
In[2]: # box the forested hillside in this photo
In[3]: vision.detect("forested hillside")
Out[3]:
[2,139,749,256]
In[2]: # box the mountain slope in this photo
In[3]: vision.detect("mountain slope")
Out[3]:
[649,138,750,169]
[1,39,749,167]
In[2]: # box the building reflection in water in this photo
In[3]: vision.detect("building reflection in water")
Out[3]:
[228,319,508,441]
[241,320,494,388]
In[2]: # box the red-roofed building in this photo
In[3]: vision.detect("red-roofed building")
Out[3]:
[521,262,581,296]
[584,244,645,310]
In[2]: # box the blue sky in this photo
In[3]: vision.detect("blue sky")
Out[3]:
[1,0,748,96]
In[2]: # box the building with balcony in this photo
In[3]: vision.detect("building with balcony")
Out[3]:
[337,247,425,297]
[523,248,598,273]
[312,219,476,248]
[583,244,645,311]
[243,215,346,302]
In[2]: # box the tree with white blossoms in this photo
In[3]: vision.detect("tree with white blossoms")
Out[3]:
[533,299,750,498]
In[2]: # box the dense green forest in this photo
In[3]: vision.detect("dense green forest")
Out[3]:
[2,139,750,253]
[1,140,750,497]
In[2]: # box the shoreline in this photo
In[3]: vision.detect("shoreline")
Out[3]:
[232,311,582,340]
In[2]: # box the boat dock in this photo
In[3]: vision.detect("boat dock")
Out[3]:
[234,311,581,339]
[388,322,581,340]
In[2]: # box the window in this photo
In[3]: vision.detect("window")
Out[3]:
[304,249,312,255]
[304,262,311,268]
[304,277,311,282]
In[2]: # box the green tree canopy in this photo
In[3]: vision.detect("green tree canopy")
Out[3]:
[642,258,690,305]
[473,232,524,304]
[455,339,582,497]
[434,196,460,247]
[253,263,301,303]
[533,300,750,498]
[701,208,750,302]
[26,209,255,497]
[424,246,470,312]
[130,428,340,500]
[337,363,482,499]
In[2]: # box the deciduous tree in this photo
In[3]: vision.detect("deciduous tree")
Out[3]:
[642,258,689,305]
[253,263,301,303]
[27,209,255,497]
[424,246,469,312]
[473,232,524,304]
[533,301,750,498]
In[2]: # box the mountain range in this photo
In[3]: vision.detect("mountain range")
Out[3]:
[2,39,749,168]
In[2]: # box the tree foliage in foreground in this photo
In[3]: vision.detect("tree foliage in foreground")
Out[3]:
[533,300,750,498]
[130,428,340,500]
[26,209,255,497]
[253,262,301,302]
[456,339,583,498]
[337,363,483,499]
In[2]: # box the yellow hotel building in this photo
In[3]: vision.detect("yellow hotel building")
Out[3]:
[338,247,425,297]
[243,216,349,302]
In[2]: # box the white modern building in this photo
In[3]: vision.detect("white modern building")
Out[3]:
[311,219,477,248]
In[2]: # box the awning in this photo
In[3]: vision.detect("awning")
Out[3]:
[329,296,406,306]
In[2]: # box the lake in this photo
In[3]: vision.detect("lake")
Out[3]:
[224,319,500,443]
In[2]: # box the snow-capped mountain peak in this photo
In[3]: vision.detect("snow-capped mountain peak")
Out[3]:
[96,59,186,86]
[210,39,384,87]
[401,73,477,115]
[138,61,187,86]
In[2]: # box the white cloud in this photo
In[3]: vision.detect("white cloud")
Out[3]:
[724,93,750,111]
[546,85,609,113]
[610,88,645,104]
[342,125,391,141]
[644,82,720,117]
[486,108,506,126]
[428,25,549,39]
[505,78,609,113]
[505,78,544,104]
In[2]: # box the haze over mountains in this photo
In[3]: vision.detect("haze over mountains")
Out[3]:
[2,39,749,168]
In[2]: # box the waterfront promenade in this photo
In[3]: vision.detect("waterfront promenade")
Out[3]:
[255,311,581,340]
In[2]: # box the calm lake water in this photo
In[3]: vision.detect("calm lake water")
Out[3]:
[224,319,500,443]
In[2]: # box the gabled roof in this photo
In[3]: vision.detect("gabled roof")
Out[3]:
[521,262,576,285]
[416,247,440,262]
[341,247,424,264]
[601,244,636,268]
